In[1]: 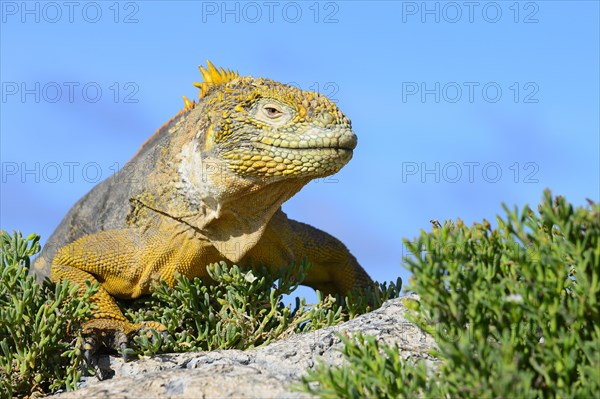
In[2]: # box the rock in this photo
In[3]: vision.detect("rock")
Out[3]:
[54,296,438,398]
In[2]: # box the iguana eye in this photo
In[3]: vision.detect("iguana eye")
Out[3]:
[251,99,293,125]
[263,105,283,118]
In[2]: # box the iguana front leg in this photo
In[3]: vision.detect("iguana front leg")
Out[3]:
[51,227,213,350]
[286,218,374,296]
[51,263,141,351]
[244,211,374,296]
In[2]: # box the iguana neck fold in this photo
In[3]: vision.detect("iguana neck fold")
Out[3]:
[183,178,308,262]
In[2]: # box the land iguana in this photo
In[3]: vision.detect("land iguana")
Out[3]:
[33,61,374,351]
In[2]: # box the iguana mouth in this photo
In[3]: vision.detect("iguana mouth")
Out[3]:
[255,129,357,152]
[253,142,355,152]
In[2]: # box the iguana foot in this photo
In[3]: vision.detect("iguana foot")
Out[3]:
[81,318,167,373]
[82,319,132,352]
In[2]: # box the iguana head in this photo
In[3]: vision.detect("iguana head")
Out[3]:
[187,61,357,181]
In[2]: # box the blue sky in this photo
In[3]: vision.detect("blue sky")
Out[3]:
[1,1,599,298]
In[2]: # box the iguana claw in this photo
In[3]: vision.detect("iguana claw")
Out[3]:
[82,337,96,377]
[82,335,110,380]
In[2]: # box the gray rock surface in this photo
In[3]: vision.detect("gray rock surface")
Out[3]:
[55,296,438,398]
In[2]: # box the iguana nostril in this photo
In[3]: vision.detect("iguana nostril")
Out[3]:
[339,132,358,150]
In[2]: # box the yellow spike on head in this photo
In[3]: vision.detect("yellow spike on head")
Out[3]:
[192,60,239,100]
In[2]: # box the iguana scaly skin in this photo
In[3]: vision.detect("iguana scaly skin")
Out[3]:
[33,61,373,345]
